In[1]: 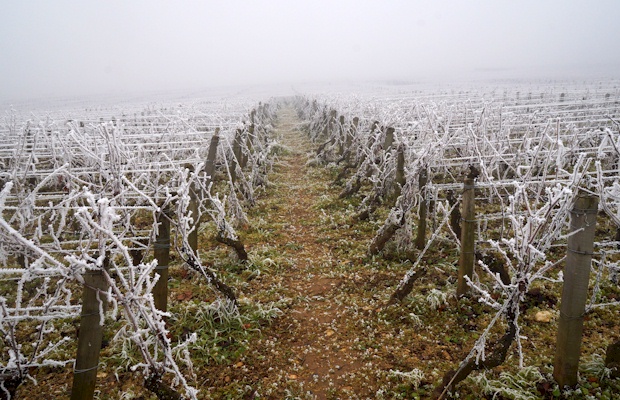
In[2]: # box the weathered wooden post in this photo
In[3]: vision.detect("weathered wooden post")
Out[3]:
[457,177,476,296]
[71,257,109,400]
[337,115,346,155]
[250,108,256,126]
[231,128,243,183]
[384,127,395,151]
[358,121,379,178]
[263,103,270,120]
[184,129,220,257]
[447,189,462,240]
[154,207,170,313]
[347,117,358,150]
[319,109,328,138]
[186,164,199,255]
[415,168,428,250]
[328,109,337,138]
[395,143,406,192]
[244,111,256,164]
[204,128,220,189]
[553,193,598,388]
[386,141,408,209]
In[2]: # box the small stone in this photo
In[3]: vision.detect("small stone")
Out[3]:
[325,329,335,337]
[534,310,554,323]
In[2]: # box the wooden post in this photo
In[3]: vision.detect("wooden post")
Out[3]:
[188,202,198,253]
[153,207,170,313]
[231,129,243,182]
[263,103,270,120]
[328,110,337,137]
[347,117,358,150]
[457,177,476,296]
[185,164,198,255]
[395,143,406,195]
[204,129,220,189]
[71,258,109,400]
[321,110,328,138]
[242,136,250,168]
[553,193,598,388]
[415,168,428,250]
[447,189,462,240]
[184,130,221,258]
[384,127,395,151]
[383,142,408,215]
[362,121,380,179]
[337,115,346,155]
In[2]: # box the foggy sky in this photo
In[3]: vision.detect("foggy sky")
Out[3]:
[1,0,619,101]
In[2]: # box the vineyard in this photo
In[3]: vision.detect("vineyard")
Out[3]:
[1,80,620,399]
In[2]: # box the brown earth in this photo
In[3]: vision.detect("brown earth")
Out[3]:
[227,107,378,399]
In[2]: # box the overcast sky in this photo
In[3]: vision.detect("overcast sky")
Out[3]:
[1,0,619,101]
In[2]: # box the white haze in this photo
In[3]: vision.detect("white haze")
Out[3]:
[1,0,619,102]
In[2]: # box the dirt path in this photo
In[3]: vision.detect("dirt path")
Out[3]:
[241,106,375,399]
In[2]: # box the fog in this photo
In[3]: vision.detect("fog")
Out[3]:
[1,0,620,101]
